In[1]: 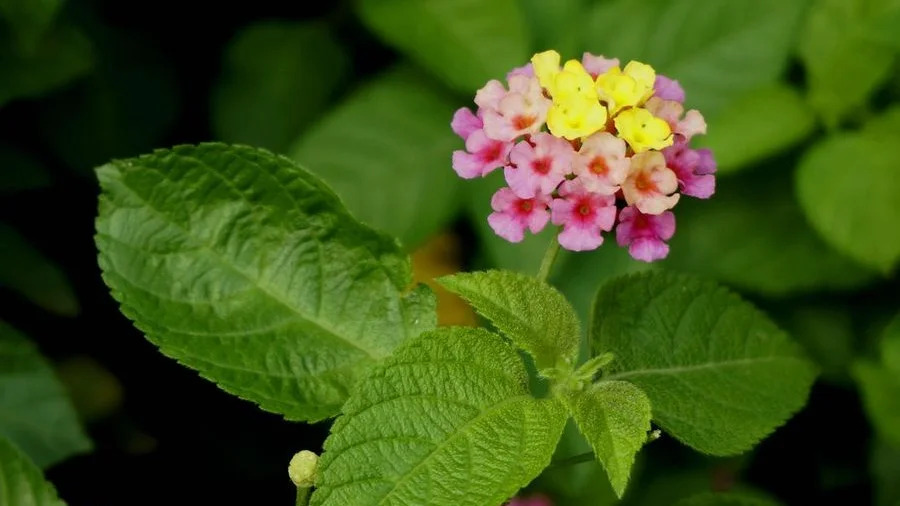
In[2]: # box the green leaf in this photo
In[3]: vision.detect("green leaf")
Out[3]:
[533,421,618,506]
[0,24,93,106]
[591,271,817,455]
[584,0,808,114]
[698,84,816,174]
[0,437,65,506]
[796,114,900,273]
[290,66,461,249]
[212,21,349,153]
[95,143,436,422]
[855,360,900,448]
[872,439,900,506]
[518,0,585,55]
[311,327,567,506]
[798,0,896,126]
[675,491,782,506]
[355,0,530,93]
[439,270,580,371]
[666,168,874,297]
[569,381,651,497]
[0,144,51,192]
[0,0,63,54]
[781,304,855,382]
[0,222,80,316]
[882,314,900,376]
[0,321,90,468]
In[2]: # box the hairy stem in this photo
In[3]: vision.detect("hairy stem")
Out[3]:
[296,487,311,506]
[537,239,562,283]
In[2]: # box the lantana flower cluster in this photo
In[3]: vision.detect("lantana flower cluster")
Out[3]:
[451,50,716,262]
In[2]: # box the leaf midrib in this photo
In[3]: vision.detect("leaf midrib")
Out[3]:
[104,163,383,360]
[603,355,803,381]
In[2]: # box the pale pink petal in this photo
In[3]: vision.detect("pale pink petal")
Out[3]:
[616,207,675,262]
[630,237,670,262]
[558,225,604,251]
[622,151,680,215]
[488,212,526,242]
[573,132,630,195]
[451,150,483,179]
[654,75,685,103]
[487,187,549,242]
[451,107,482,140]
[505,133,572,198]
[582,52,620,77]
[506,63,535,80]
[475,80,506,110]
[677,109,707,140]
[696,148,716,175]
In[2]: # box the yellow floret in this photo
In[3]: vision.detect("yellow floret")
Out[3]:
[595,60,657,113]
[614,107,673,152]
[546,95,608,140]
[532,50,561,93]
[554,59,598,102]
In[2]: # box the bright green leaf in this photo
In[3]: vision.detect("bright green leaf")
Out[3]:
[592,271,817,455]
[355,0,530,93]
[0,24,93,106]
[796,116,900,273]
[569,381,651,497]
[0,437,65,506]
[95,143,436,422]
[290,66,461,249]
[0,223,80,316]
[698,84,816,174]
[311,327,568,506]
[584,0,808,114]
[798,0,895,126]
[0,321,90,468]
[439,269,580,371]
[212,21,349,153]
[675,491,782,506]
[0,0,63,54]
[666,168,874,297]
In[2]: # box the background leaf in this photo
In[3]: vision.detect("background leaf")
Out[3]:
[796,111,900,273]
[798,0,897,126]
[0,437,65,506]
[212,21,349,153]
[665,167,874,297]
[0,24,92,106]
[290,66,461,249]
[698,84,816,174]
[355,0,530,93]
[675,491,782,506]
[311,327,567,506]
[440,270,580,371]
[0,0,62,54]
[0,321,90,468]
[569,380,651,497]
[0,144,52,192]
[0,222,80,316]
[584,0,808,114]
[95,143,436,422]
[518,0,584,56]
[592,272,817,455]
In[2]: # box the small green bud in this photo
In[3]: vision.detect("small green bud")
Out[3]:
[288,450,319,488]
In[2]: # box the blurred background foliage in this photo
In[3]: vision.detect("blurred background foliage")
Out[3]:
[0,0,899,504]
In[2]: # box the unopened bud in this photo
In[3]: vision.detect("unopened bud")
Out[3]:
[288,450,319,488]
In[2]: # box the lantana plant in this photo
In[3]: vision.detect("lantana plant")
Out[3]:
[90,50,816,506]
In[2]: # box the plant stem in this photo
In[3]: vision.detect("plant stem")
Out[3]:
[296,487,311,506]
[549,451,594,468]
[537,240,561,282]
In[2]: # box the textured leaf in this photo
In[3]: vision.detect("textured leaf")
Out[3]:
[0,321,90,468]
[798,0,896,126]
[569,381,651,497]
[311,327,567,506]
[0,437,65,506]
[0,24,93,106]
[95,143,436,422]
[0,0,63,54]
[675,491,781,506]
[592,271,817,455]
[439,270,580,371]
[290,66,461,249]
[698,84,816,174]
[0,223,80,316]
[212,21,349,152]
[356,0,530,93]
[796,114,900,273]
[666,168,874,297]
[585,0,807,114]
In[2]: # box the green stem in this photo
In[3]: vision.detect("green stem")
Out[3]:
[536,239,561,282]
[549,451,594,468]
[296,487,311,506]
